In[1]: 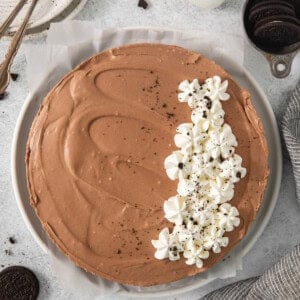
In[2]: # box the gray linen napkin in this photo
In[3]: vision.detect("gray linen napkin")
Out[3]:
[202,245,300,299]
[202,82,300,299]
[283,81,300,203]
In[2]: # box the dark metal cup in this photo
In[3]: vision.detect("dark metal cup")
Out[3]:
[243,0,300,78]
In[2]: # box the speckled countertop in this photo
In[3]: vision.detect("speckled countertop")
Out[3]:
[0,1,299,299]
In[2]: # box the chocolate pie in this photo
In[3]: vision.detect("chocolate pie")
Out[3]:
[26,44,269,286]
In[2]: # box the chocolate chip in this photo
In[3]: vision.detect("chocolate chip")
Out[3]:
[202,111,207,118]
[162,103,167,108]
[178,162,184,169]
[138,0,148,9]
[220,155,225,162]
[209,157,214,162]
[10,73,19,81]
[236,171,242,178]
[117,249,122,254]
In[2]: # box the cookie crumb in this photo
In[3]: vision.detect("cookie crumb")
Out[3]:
[0,93,7,100]
[166,112,175,119]
[9,237,16,244]
[138,0,148,9]
[10,73,19,81]
[4,249,12,256]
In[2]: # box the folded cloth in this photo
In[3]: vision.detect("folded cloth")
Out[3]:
[202,244,300,299]
[283,81,300,203]
[202,82,300,299]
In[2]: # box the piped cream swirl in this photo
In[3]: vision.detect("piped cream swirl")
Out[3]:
[152,76,247,268]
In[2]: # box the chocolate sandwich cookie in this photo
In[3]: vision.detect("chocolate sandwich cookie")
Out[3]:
[295,0,300,18]
[251,0,295,12]
[254,20,300,48]
[249,4,296,23]
[253,0,296,7]
[0,266,39,300]
[254,14,300,30]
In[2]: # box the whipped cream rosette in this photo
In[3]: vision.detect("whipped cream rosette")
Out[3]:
[152,76,247,268]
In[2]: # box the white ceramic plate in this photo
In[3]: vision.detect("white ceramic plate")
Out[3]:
[11,47,282,298]
[0,0,87,37]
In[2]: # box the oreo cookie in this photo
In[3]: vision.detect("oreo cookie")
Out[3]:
[0,266,39,300]
[249,4,296,23]
[253,0,295,7]
[251,0,295,12]
[295,0,300,18]
[254,20,300,48]
[254,14,300,30]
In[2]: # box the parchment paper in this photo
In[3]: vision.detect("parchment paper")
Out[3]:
[25,21,245,298]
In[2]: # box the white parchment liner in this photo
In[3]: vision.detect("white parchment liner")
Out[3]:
[25,21,246,298]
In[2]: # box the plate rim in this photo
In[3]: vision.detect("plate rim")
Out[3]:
[3,0,87,38]
[11,41,282,298]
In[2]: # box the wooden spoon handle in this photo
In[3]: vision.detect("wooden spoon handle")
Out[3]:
[0,0,39,94]
[0,0,27,39]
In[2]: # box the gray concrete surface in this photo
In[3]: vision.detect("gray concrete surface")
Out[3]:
[0,1,299,299]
